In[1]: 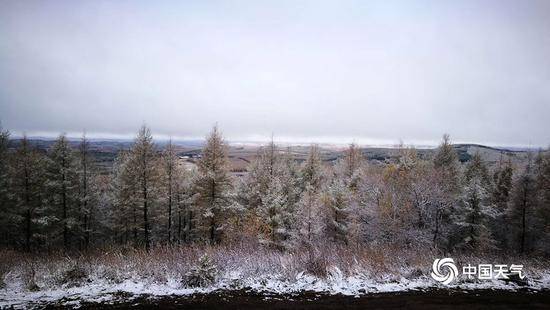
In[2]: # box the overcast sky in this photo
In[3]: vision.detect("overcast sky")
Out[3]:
[1,0,549,146]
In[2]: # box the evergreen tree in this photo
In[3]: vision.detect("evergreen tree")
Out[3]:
[194,125,232,244]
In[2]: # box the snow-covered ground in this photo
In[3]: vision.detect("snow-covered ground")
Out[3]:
[2,265,550,309]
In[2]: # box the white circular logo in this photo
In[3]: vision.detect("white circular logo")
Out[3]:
[431,258,458,285]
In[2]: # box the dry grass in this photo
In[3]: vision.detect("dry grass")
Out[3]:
[1,243,548,292]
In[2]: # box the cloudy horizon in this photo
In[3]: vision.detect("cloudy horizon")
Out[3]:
[1,0,549,147]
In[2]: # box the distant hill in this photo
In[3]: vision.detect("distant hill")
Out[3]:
[7,138,543,172]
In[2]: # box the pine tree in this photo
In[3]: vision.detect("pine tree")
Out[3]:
[45,134,78,250]
[194,125,232,244]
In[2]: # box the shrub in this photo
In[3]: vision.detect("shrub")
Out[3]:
[184,253,217,287]
[58,260,88,287]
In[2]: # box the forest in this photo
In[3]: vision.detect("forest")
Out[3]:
[1,124,549,300]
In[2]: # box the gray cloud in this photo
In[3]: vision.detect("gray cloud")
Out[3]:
[1,0,549,146]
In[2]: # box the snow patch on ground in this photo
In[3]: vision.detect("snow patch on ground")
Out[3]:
[2,267,549,309]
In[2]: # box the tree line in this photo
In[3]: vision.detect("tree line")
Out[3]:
[0,125,549,256]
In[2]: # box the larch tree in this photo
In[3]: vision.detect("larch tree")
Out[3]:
[508,157,537,254]
[432,134,461,249]
[193,125,232,244]
[162,139,182,244]
[301,144,323,191]
[241,140,279,212]
[433,134,460,194]
[0,125,11,246]
[492,156,514,210]
[535,150,550,254]
[323,178,350,244]
[9,136,46,251]
[45,134,78,250]
[111,150,139,245]
[341,143,363,190]
[129,125,159,252]
[77,133,96,250]
[260,176,291,249]
[491,156,514,250]
[454,153,496,252]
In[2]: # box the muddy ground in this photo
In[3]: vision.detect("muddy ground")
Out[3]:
[20,288,549,310]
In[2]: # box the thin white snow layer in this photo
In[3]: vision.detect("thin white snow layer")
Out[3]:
[2,268,549,309]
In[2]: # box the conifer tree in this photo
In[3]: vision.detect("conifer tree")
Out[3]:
[535,150,550,254]
[45,134,78,250]
[130,125,159,251]
[508,157,537,254]
[323,178,349,244]
[162,139,182,244]
[454,154,496,251]
[9,136,46,251]
[433,134,460,194]
[0,125,11,246]
[111,150,138,245]
[77,134,96,250]
[259,176,290,249]
[491,157,514,249]
[194,125,232,244]
[301,144,323,191]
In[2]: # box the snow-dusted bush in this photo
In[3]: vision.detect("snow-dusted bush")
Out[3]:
[184,253,218,287]
[57,260,88,287]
